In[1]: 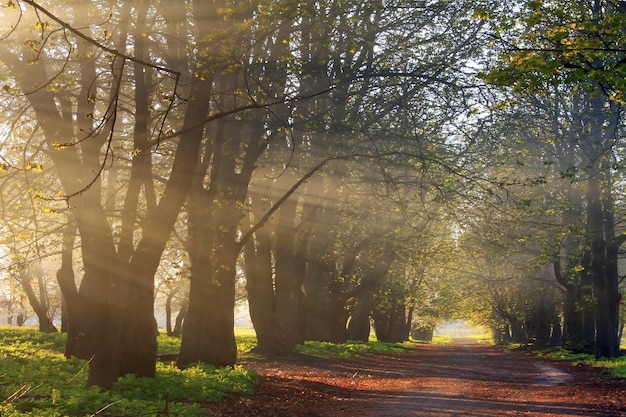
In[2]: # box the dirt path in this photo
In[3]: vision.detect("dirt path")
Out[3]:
[204,339,626,416]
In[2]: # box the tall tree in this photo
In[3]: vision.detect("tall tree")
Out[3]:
[482,0,626,357]
[0,0,222,387]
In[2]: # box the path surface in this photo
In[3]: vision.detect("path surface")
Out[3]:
[351,339,619,416]
[204,339,626,416]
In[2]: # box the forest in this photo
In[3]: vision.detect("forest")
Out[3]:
[0,0,625,392]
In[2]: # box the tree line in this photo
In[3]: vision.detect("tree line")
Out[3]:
[0,0,624,389]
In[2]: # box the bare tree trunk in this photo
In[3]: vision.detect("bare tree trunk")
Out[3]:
[172,297,187,337]
[19,267,57,333]
[244,192,279,354]
[55,219,88,357]
[178,75,264,365]
[347,243,397,341]
[178,185,239,366]
[274,196,305,353]
[165,293,174,336]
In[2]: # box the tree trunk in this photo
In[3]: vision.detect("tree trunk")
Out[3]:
[561,287,583,347]
[374,303,410,343]
[165,293,174,336]
[579,249,596,353]
[530,300,552,348]
[507,316,526,344]
[347,242,397,342]
[549,313,562,347]
[56,220,91,358]
[172,297,188,338]
[301,190,352,343]
[178,187,239,367]
[347,297,373,342]
[178,104,262,366]
[274,197,305,353]
[602,168,622,356]
[61,299,68,333]
[19,268,57,333]
[390,304,411,342]
[244,196,279,354]
[327,240,366,344]
[372,308,390,342]
[606,238,622,354]
[75,205,122,389]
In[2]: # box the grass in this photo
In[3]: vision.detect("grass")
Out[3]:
[0,326,426,416]
[296,339,411,358]
[466,331,494,344]
[0,326,258,417]
[535,348,626,378]
[431,335,452,344]
[426,332,493,346]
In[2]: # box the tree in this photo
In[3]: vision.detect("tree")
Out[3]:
[17,263,58,333]
[481,0,626,357]
[0,0,225,387]
[241,0,493,351]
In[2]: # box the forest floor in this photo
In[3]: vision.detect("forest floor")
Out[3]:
[203,338,626,416]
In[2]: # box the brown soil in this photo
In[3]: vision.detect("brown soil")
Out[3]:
[203,339,626,416]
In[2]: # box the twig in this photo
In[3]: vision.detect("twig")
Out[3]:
[89,399,122,416]
[6,383,32,403]
[69,355,94,382]
[20,0,180,77]
[156,390,170,417]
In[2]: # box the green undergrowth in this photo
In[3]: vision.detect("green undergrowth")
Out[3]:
[431,335,452,344]
[0,326,434,416]
[506,344,626,378]
[0,326,257,417]
[534,348,626,378]
[296,339,412,358]
[466,331,494,344]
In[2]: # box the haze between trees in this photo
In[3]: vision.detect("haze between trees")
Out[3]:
[0,0,624,390]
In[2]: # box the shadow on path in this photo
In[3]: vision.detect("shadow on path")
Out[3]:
[239,338,626,417]
[355,389,606,417]
[338,339,626,417]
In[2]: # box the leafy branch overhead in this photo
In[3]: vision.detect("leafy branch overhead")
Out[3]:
[481,1,626,101]
[0,0,624,398]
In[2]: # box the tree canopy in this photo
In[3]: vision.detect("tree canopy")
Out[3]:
[0,0,625,388]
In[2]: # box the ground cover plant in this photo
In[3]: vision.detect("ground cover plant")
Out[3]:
[535,348,626,378]
[0,326,257,417]
[295,340,411,359]
[0,327,422,417]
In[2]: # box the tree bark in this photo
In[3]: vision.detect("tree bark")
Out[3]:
[172,297,188,338]
[579,248,596,353]
[274,196,305,353]
[602,169,622,356]
[244,193,279,354]
[374,304,411,343]
[589,173,614,358]
[19,267,57,333]
[178,69,265,366]
[165,292,174,337]
[56,219,89,358]
[301,199,340,342]
[178,184,239,367]
[347,242,397,341]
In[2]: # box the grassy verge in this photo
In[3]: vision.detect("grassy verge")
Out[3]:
[0,326,257,417]
[0,326,429,416]
[535,348,626,378]
[296,339,412,358]
[431,335,452,344]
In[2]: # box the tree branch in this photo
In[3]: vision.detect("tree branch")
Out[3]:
[20,0,180,77]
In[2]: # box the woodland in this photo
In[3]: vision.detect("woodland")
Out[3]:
[0,0,625,391]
